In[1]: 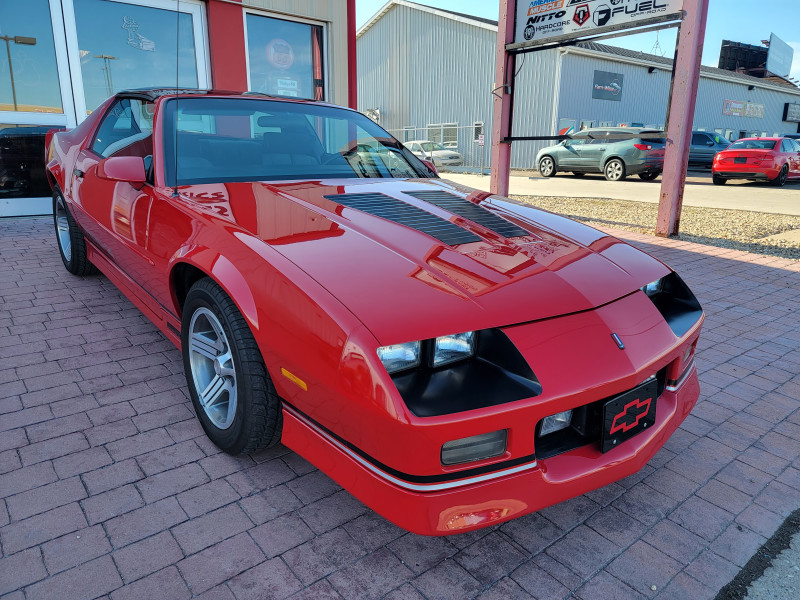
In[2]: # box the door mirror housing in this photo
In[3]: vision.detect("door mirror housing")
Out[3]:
[97,156,147,185]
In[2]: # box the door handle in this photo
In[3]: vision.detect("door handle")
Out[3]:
[73,168,84,179]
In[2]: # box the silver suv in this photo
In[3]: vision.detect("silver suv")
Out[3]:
[536,127,665,181]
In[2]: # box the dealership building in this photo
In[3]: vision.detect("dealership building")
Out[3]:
[0,0,355,217]
[357,0,800,170]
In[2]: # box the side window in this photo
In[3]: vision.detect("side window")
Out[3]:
[567,134,588,146]
[781,140,792,153]
[691,133,708,145]
[586,131,608,145]
[92,98,154,158]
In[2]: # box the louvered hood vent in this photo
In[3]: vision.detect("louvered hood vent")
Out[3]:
[404,190,529,239]
[325,192,481,246]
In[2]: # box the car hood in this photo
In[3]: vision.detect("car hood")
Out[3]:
[193,178,669,343]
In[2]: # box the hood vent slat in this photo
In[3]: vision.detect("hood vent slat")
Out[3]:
[404,190,529,239]
[325,192,481,246]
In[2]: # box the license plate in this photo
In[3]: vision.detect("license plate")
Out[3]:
[734,157,747,164]
[600,378,658,453]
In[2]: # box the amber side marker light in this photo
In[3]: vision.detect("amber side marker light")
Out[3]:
[281,368,307,391]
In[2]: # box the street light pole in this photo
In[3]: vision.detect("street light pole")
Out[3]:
[1,35,37,111]
[95,54,118,97]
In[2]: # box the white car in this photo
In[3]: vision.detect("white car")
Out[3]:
[404,140,463,167]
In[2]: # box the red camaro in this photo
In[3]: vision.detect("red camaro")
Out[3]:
[712,136,800,186]
[47,90,703,535]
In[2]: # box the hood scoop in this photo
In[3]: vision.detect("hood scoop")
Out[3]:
[404,190,530,239]
[325,192,481,246]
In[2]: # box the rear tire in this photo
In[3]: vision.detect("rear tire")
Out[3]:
[771,165,788,187]
[182,278,282,455]
[604,159,626,181]
[638,172,659,181]
[712,174,726,185]
[538,156,556,177]
[53,191,98,276]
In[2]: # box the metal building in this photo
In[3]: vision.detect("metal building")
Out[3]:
[357,0,800,170]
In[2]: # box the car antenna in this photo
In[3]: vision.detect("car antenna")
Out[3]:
[172,0,180,197]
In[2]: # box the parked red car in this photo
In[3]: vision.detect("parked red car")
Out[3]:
[47,90,703,535]
[712,137,800,186]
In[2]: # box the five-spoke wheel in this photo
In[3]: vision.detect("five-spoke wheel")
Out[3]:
[182,278,282,454]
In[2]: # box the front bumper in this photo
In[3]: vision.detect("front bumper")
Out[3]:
[282,287,703,535]
[282,364,699,535]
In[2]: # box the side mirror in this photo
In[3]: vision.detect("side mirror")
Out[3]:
[97,156,147,185]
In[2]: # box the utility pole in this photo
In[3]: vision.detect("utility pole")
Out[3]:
[1,35,37,111]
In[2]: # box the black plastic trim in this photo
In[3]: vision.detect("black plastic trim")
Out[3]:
[644,272,703,337]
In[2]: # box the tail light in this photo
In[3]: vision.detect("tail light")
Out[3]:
[421,159,438,175]
[634,143,652,151]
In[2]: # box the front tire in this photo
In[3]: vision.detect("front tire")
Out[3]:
[712,174,727,185]
[638,171,659,181]
[182,278,282,454]
[538,156,557,177]
[604,159,626,181]
[53,191,98,276]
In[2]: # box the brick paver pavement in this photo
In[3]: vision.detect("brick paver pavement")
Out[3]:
[2,217,800,599]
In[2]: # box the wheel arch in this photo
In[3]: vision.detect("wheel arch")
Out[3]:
[169,253,260,333]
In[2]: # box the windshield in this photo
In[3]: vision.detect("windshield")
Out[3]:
[420,142,446,152]
[162,97,431,186]
[727,139,777,151]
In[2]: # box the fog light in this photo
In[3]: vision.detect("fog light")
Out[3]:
[539,410,573,436]
[441,430,507,466]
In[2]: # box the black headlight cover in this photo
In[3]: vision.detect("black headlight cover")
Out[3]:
[642,272,703,337]
[391,329,542,417]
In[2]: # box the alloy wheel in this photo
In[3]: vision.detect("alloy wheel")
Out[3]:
[55,196,72,262]
[188,307,238,429]
[540,157,554,176]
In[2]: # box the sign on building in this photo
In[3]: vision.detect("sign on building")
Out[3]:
[592,70,624,101]
[784,103,800,123]
[766,33,793,78]
[515,0,683,47]
[722,100,765,119]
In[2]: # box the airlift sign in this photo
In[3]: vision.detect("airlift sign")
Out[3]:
[515,0,684,46]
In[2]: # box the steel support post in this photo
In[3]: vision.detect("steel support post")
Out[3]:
[490,0,516,196]
[655,0,709,237]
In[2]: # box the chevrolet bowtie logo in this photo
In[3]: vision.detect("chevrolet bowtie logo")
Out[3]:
[610,397,652,434]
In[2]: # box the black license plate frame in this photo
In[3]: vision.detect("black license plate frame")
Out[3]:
[734,156,747,164]
[600,378,658,453]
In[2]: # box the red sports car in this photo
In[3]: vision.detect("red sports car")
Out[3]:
[47,90,703,535]
[712,136,800,186]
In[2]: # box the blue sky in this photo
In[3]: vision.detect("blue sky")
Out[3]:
[357,0,800,82]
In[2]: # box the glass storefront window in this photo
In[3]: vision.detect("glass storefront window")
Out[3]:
[0,124,57,199]
[246,14,324,101]
[0,0,64,113]
[73,0,199,114]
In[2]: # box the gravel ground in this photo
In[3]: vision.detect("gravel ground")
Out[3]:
[511,195,800,260]
[744,533,800,600]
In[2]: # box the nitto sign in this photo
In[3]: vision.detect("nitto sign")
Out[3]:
[514,0,683,46]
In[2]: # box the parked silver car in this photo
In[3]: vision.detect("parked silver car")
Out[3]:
[688,131,731,168]
[404,140,463,167]
[536,127,665,181]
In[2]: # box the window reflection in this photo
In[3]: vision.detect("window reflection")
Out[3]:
[246,14,324,100]
[0,0,63,113]
[74,0,199,113]
[0,124,55,198]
